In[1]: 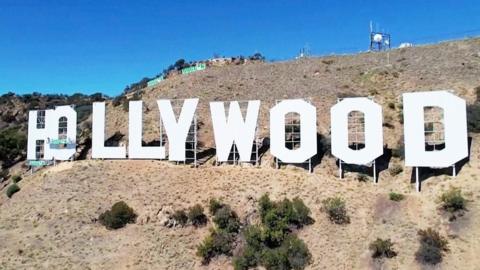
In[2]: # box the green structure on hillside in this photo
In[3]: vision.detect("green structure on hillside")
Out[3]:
[181,63,206,75]
[147,76,164,87]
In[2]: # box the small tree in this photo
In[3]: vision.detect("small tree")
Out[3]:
[188,204,207,227]
[389,192,405,202]
[209,198,224,215]
[213,205,240,233]
[322,197,350,224]
[439,187,466,213]
[6,184,20,198]
[171,210,188,226]
[291,197,312,226]
[369,238,397,258]
[99,201,137,229]
[197,229,235,264]
[11,175,22,184]
[415,228,449,265]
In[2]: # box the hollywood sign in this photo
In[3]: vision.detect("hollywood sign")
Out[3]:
[27,90,468,187]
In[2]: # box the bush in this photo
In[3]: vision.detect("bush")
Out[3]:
[197,229,235,264]
[259,194,274,221]
[389,164,403,176]
[369,238,397,258]
[282,234,312,269]
[291,197,312,226]
[322,197,350,224]
[415,228,449,265]
[234,195,313,270]
[6,184,20,198]
[200,195,313,269]
[439,188,466,213]
[240,235,311,270]
[389,192,405,202]
[209,198,224,215]
[260,194,312,228]
[11,175,22,184]
[261,248,289,270]
[171,210,188,226]
[0,127,27,169]
[99,201,137,229]
[188,204,207,227]
[213,205,240,233]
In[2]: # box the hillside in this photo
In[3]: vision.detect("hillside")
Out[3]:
[104,38,480,152]
[1,38,480,270]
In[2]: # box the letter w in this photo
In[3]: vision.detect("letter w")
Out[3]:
[210,101,260,162]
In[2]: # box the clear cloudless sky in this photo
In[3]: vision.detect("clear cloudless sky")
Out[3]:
[1,0,480,96]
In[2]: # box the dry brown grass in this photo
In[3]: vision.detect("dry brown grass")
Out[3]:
[1,38,480,269]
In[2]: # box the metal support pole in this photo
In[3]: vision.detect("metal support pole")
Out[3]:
[452,164,456,177]
[193,115,197,167]
[415,167,420,192]
[255,138,259,166]
[339,160,343,179]
[373,160,377,183]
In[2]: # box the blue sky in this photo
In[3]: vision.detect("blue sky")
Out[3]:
[1,0,480,96]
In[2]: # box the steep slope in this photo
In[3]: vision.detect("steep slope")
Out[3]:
[1,38,480,270]
[104,38,480,151]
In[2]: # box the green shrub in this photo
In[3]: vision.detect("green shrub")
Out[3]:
[0,127,27,168]
[213,205,240,233]
[389,164,403,176]
[171,210,188,226]
[122,100,129,111]
[209,198,224,215]
[415,228,449,265]
[196,229,235,264]
[99,201,137,229]
[261,247,289,270]
[259,194,274,221]
[439,188,466,213]
[243,225,264,251]
[233,245,260,270]
[416,243,443,265]
[322,197,350,224]
[11,175,22,184]
[291,197,312,226]
[282,234,312,269]
[389,192,405,202]
[260,194,312,228]
[6,184,20,198]
[258,235,311,270]
[234,195,313,270]
[369,238,397,258]
[188,204,207,227]
[200,195,313,269]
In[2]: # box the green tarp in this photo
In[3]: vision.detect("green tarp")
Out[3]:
[181,63,206,75]
[147,76,164,87]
